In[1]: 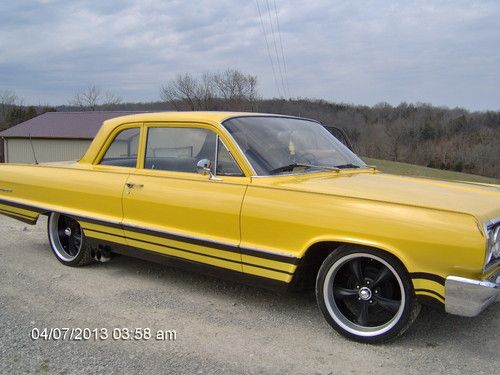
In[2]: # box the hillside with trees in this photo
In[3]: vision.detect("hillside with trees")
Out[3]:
[2,70,499,179]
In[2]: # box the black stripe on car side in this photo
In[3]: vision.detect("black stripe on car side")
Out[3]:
[73,216,123,230]
[414,288,445,302]
[410,272,445,286]
[0,197,300,266]
[121,224,299,265]
[120,224,238,252]
[0,207,36,220]
[78,216,299,265]
[83,227,295,276]
[0,198,454,292]
[0,209,37,225]
[0,198,44,213]
[87,237,290,291]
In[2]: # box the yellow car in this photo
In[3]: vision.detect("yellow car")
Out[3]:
[0,112,498,343]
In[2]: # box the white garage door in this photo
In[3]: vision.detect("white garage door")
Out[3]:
[5,138,92,164]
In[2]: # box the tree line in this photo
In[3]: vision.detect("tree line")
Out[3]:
[2,70,499,179]
[256,99,500,179]
[0,90,56,131]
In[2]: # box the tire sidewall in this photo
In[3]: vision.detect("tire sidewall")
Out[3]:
[316,246,417,344]
[47,213,89,267]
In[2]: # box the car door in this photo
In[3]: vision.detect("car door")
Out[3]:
[121,122,249,273]
[78,125,141,244]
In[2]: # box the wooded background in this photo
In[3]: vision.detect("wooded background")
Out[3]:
[1,70,498,179]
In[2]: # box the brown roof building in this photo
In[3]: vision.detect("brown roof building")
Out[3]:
[0,111,145,163]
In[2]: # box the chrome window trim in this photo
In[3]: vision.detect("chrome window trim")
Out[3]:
[214,135,219,176]
[218,122,256,176]
[214,136,244,177]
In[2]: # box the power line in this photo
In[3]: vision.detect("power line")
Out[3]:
[265,0,286,98]
[255,0,282,97]
[272,0,291,98]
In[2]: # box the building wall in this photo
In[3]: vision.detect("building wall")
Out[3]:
[4,138,92,164]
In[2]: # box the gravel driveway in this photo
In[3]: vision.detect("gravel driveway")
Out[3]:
[0,215,498,374]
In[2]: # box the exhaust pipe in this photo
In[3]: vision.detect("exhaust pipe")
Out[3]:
[91,246,112,263]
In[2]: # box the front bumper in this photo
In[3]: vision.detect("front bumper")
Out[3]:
[445,271,500,317]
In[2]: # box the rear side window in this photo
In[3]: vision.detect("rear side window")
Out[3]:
[100,128,140,168]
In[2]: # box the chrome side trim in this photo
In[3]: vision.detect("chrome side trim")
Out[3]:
[239,245,299,259]
[445,273,499,317]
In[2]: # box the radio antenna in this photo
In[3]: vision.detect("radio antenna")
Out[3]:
[29,133,39,165]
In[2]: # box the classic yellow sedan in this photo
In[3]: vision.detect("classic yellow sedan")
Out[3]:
[0,112,498,343]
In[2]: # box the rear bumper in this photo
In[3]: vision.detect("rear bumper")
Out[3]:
[445,271,500,317]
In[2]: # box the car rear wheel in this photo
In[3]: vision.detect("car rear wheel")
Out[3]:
[47,213,94,266]
[316,246,420,343]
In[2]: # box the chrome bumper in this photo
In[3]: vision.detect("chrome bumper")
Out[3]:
[445,271,500,317]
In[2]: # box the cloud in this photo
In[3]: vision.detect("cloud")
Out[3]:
[0,0,499,110]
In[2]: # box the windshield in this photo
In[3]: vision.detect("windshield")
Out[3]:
[222,116,367,176]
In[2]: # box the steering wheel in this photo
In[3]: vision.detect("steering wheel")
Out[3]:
[297,152,318,164]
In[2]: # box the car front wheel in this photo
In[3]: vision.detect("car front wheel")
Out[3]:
[316,246,420,343]
[47,213,94,266]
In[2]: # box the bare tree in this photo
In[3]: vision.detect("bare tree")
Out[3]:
[101,91,122,108]
[160,70,258,111]
[383,120,409,160]
[0,89,20,117]
[213,69,258,110]
[196,72,216,110]
[161,74,203,110]
[0,90,22,129]
[70,85,122,111]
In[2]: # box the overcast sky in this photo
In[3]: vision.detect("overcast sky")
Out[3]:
[1,0,499,110]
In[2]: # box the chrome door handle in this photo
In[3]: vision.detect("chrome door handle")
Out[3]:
[126,182,144,189]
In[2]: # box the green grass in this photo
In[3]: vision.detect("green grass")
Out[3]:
[363,157,499,185]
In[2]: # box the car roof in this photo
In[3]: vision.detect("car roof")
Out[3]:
[101,111,300,128]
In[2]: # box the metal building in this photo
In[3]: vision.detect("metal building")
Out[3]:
[0,111,143,163]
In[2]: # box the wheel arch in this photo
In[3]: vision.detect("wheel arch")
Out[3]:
[290,240,413,291]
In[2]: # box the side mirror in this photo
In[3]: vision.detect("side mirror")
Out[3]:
[196,159,222,181]
[196,159,212,176]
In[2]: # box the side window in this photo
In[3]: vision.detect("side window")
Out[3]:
[100,128,140,167]
[145,127,216,173]
[217,138,243,176]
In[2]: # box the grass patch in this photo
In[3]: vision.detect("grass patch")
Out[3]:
[363,157,499,185]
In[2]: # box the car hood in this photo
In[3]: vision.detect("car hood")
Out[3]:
[262,171,500,223]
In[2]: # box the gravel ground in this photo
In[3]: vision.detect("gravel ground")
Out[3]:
[0,214,498,375]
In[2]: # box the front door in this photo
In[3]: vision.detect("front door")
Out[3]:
[121,123,248,273]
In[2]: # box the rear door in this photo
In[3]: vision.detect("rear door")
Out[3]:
[79,125,142,244]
